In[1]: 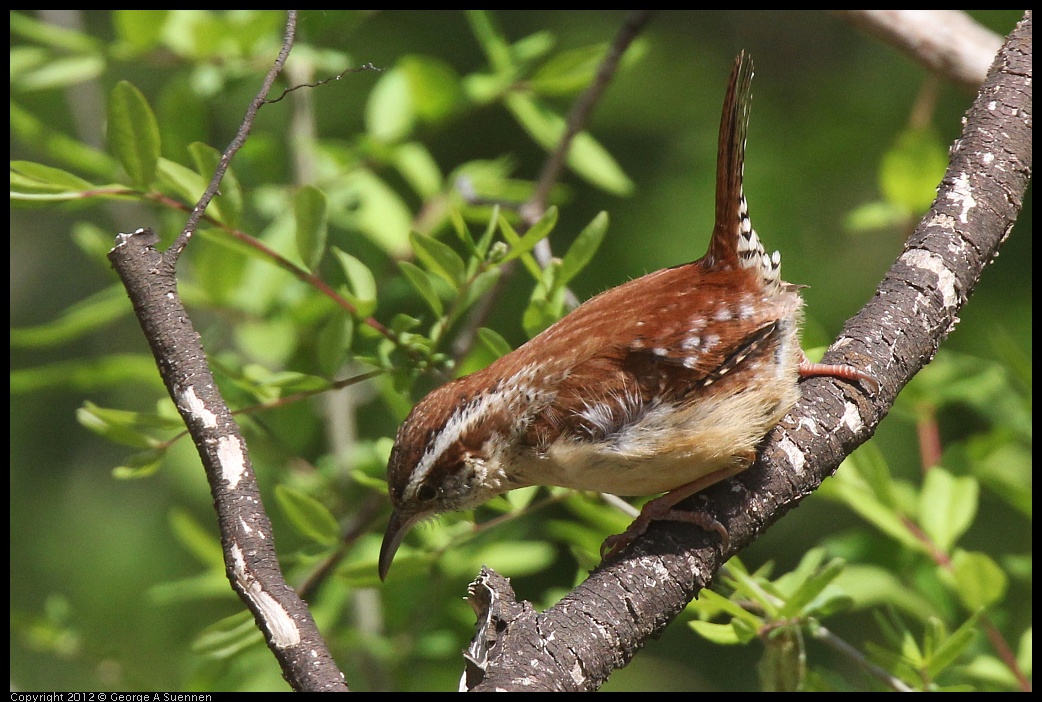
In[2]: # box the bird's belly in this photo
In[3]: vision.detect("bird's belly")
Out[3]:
[515,378,799,496]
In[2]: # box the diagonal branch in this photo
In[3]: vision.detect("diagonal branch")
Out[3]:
[835,10,1002,91]
[107,11,348,692]
[466,12,1032,692]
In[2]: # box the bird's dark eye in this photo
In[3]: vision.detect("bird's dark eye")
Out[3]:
[417,484,437,502]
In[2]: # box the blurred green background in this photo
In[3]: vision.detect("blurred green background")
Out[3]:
[10,10,1030,691]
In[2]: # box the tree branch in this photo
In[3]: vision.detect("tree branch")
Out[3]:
[520,9,654,228]
[465,12,1032,692]
[835,10,1002,91]
[106,11,348,691]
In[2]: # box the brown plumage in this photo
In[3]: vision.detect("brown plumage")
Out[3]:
[379,53,873,579]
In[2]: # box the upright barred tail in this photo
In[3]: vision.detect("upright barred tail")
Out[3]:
[706,52,782,293]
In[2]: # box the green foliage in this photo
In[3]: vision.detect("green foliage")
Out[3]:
[845,125,949,233]
[107,81,161,187]
[10,9,1029,694]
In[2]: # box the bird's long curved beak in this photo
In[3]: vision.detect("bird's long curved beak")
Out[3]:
[379,507,421,581]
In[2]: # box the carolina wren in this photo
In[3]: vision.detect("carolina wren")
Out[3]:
[379,52,876,580]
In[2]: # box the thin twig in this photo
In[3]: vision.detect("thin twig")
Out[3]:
[450,11,654,365]
[165,10,298,264]
[109,12,350,690]
[264,62,383,104]
[811,625,913,691]
[521,9,653,228]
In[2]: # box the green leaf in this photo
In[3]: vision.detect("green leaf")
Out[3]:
[925,612,981,678]
[523,279,567,338]
[504,92,634,196]
[851,441,901,508]
[1017,628,1032,677]
[504,485,540,511]
[107,81,161,187]
[845,200,909,233]
[458,269,502,316]
[393,142,443,199]
[11,102,118,179]
[9,160,95,194]
[331,248,378,318]
[501,206,558,263]
[778,555,846,618]
[316,314,354,377]
[971,437,1032,517]
[294,184,329,271]
[687,586,763,631]
[188,142,242,227]
[688,620,743,645]
[329,168,413,256]
[366,67,414,142]
[349,468,388,496]
[510,31,555,66]
[449,205,478,253]
[10,354,163,394]
[919,468,978,552]
[455,540,556,578]
[275,485,339,547]
[399,260,444,316]
[191,611,263,659]
[147,572,232,604]
[474,327,513,361]
[261,371,330,393]
[497,214,543,279]
[409,231,465,287]
[880,127,948,214]
[398,55,462,123]
[529,43,607,96]
[9,46,47,77]
[465,10,512,73]
[389,313,422,335]
[193,227,249,304]
[113,10,169,52]
[234,319,298,368]
[155,157,208,206]
[112,448,167,479]
[949,550,1007,611]
[557,211,608,289]
[17,55,105,92]
[832,565,940,622]
[76,402,179,449]
[169,508,224,567]
[366,56,462,143]
[10,12,100,53]
[724,557,781,619]
[818,452,921,551]
[474,206,499,258]
[10,285,129,348]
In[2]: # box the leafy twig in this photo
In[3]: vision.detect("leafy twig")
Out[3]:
[165,11,298,263]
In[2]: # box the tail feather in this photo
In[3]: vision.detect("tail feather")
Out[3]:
[707,52,782,292]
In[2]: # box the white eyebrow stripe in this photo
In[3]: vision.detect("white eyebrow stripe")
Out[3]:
[411,364,539,491]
